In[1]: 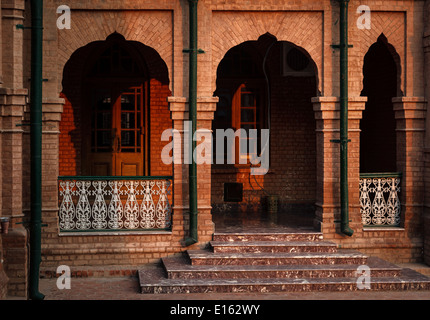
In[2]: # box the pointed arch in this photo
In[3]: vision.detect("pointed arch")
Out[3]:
[360,34,399,173]
[361,34,402,97]
[57,10,173,92]
[211,11,323,94]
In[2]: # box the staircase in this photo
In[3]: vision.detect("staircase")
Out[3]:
[138,231,430,294]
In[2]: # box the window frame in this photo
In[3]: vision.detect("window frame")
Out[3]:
[231,81,266,165]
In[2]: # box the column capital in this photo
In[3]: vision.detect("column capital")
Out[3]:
[42,97,65,122]
[0,88,28,119]
[312,96,367,120]
[392,97,427,120]
[168,96,218,120]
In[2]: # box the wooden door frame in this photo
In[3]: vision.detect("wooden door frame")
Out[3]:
[231,80,267,164]
[81,78,149,176]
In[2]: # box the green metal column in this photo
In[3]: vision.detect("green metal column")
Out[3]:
[29,0,45,300]
[339,0,354,236]
[184,0,199,246]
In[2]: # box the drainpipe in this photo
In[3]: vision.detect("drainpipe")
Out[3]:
[29,0,45,299]
[338,0,354,236]
[184,0,199,246]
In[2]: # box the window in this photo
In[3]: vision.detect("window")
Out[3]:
[232,83,264,163]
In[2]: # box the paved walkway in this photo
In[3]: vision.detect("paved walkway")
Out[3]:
[6,277,426,320]
[5,276,422,300]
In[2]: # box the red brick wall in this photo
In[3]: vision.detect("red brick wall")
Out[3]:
[149,79,173,176]
[59,93,80,176]
[37,2,428,272]
[268,75,317,206]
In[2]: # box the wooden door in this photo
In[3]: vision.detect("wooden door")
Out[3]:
[88,84,146,176]
[114,85,145,176]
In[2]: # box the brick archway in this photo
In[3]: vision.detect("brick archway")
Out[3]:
[211,11,323,95]
[60,33,172,178]
[360,35,399,174]
[351,12,405,97]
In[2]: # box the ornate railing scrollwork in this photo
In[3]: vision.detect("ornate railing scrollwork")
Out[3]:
[359,173,402,227]
[58,176,173,233]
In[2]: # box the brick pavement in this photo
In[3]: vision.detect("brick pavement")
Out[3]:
[4,276,427,300]
[5,278,427,320]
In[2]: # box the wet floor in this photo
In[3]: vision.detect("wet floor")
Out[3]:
[212,210,317,233]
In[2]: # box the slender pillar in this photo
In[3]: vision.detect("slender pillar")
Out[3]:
[338,0,353,236]
[29,0,45,300]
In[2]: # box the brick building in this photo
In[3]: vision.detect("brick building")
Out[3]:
[1,0,430,298]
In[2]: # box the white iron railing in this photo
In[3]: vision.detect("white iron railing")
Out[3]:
[359,173,402,227]
[58,176,173,232]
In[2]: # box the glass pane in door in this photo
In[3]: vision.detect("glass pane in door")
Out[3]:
[92,91,112,152]
[119,86,142,153]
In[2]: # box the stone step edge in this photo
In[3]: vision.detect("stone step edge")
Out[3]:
[187,250,368,266]
[187,249,367,260]
[213,232,324,241]
[210,240,338,248]
[209,240,338,247]
[162,255,401,275]
[138,269,430,293]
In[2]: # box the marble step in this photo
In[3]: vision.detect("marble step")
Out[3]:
[187,249,368,266]
[213,232,324,242]
[138,267,430,294]
[210,240,338,253]
[162,255,402,280]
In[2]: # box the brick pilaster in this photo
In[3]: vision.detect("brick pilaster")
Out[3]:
[312,96,366,241]
[1,0,25,89]
[0,88,28,298]
[393,97,427,233]
[168,96,218,247]
[39,97,64,245]
[0,0,28,298]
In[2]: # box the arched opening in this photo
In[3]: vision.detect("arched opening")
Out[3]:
[360,35,399,173]
[60,33,172,177]
[211,34,318,231]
